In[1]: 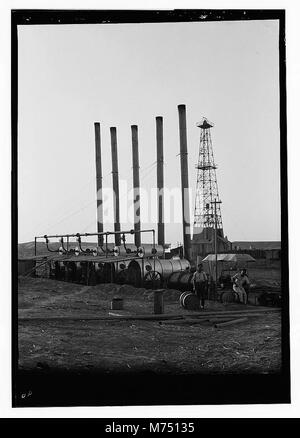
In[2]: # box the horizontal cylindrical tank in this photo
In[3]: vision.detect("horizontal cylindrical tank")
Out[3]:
[127,258,190,287]
[167,270,194,291]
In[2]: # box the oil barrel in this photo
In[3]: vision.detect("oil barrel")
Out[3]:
[177,272,194,291]
[182,292,200,311]
[179,291,191,307]
[220,291,238,304]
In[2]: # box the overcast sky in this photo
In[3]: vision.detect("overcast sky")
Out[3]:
[18,19,280,245]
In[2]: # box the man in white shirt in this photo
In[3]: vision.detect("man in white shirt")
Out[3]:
[192,263,208,309]
[231,269,250,304]
[240,268,250,299]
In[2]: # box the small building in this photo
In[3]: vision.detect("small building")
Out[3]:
[231,241,281,260]
[191,228,231,262]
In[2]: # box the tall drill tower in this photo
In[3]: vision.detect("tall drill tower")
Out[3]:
[193,118,226,254]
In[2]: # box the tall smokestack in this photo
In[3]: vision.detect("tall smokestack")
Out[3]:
[131,125,141,248]
[110,127,121,246]
[156,116,165,247]
[94,122,104,246]
[178,104,191,260]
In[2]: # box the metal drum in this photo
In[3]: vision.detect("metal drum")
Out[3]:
[182,292,200,310]
[220,291,238,304]
[179,291,191,307]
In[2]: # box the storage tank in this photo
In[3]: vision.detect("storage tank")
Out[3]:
[127,258,190,287]
[167,270,194,291]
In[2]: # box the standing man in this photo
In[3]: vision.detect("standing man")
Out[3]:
[192,263,208,309]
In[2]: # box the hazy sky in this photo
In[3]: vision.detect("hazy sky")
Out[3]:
[18,19,280,245]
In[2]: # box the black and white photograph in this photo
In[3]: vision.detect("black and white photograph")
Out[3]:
[9,6,292,411]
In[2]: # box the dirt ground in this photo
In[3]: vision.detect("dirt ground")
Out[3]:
[17,277,282,375]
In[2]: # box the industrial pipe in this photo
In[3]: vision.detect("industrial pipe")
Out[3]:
[110,127,121,246]
[38,229,157,259]
[178,104,191,260]
[156,116,165,248]
[94,122,104,246]
[37,229,155,240]
[131,125,141,248]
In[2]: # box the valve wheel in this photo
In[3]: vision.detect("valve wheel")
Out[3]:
[144,271,162,284]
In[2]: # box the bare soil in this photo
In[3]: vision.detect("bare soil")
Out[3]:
[18,277,281,375]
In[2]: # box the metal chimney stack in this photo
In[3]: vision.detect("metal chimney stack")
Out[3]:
[131,125,141,248]
[178,104,191,260]
[156,116,165,248]
[110,127,121,246]
[94,122,104,246]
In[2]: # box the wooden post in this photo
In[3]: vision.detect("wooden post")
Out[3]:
[211,199,222,300]
[154,289,164,314]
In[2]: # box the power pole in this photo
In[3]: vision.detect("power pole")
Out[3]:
[211,198,222,296]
